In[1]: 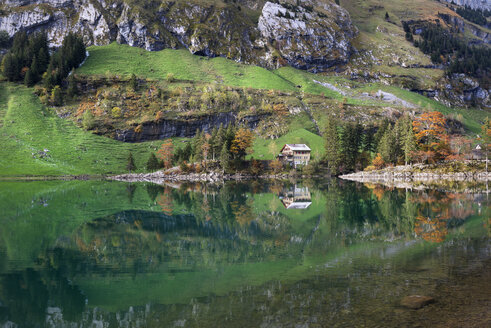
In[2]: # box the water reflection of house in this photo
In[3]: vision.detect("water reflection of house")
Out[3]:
[278,144,311,168]
[279,186,312,209]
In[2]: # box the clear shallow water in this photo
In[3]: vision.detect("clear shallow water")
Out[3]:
[0,179,489,327]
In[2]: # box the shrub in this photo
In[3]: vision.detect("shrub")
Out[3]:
[166,73,176,83]
[50,85,63,106]
[111,107,122,118]
[82,110,95,130]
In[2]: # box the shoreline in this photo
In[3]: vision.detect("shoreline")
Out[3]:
[107,170,305,183]
[339,165,491,192]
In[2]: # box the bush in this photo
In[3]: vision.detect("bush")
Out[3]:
[302,163,316,176]
[82,110,95,130]
[166,73,176,83]
[111,107,122,118]
[50,85,63,106]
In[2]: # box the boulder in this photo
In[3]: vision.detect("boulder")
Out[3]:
[400,295,435,309]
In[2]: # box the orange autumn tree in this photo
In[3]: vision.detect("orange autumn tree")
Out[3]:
[230,128,254,159]
[157,139,174,169]
[372,153,385,169]
[412,111,449,162]
[413,111,447,143]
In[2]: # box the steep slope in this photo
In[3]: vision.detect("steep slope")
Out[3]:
[442,0,491,11]
[0,0,357,71]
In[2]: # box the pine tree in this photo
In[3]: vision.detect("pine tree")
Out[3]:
[324,118,341,174]
[37,47,49,73]
[209,127,218,160]
[129,73,137,91]
[220,143,231,172]
[363,124,375,152]
[127,152,136,172]
[67,70,78,98]
[146,153,161,171]
[192,130,205,163]
[225,124,236,151]
[183,142,192,162]
[378,127,398,164]
[24,68,35,87]
[29,56,40,81]
[2,53,18,82]
[341,122,361,171]
[404,127,418,165]
[374,119,390,149]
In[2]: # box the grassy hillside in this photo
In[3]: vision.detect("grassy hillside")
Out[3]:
[77,43,298,92]
[0,83,171,176]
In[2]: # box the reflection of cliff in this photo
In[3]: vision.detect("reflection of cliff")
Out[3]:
[279,186,312,209]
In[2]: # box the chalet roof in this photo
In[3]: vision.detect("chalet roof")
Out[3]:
[283,144,311,151]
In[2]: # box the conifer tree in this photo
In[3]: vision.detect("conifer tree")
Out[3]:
[363,124,375,152]
[67,70,78,98]
[220,143,231,172]
[127,152,136,172]
[24,68,35,87]
[404,127,418,165]
[378,127,398,164]
[374,119,390,149]
[2,53,18,81]
[183,142,193,162]
[192,130,205,163]
[129,73,137,91]
[146,153,161,171]
[341,122,361,171]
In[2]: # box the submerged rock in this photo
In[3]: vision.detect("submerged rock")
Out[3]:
[400,295,435,309]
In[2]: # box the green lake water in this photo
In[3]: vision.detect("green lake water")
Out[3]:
[0,179,489,327]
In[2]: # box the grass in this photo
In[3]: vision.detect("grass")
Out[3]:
[251,128,326,161]
[77,43,298,92]
[0,83,178,176]
[355,84,489,134]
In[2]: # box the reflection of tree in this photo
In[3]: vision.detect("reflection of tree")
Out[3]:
[414,216,448,243]
[232,199,255,226]
[157,187,173,215]
[146,183,164,202]
[126,183,137,203]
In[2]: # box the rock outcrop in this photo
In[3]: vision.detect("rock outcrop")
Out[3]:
[442,0,491,11]
[111,112,269,142]
[0,0,357,71]
[258,1,356,71]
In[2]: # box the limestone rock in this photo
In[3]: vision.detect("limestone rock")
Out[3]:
[0,0,357,71]
[258,1,357,71]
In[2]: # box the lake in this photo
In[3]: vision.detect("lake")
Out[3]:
[0,179,489,327]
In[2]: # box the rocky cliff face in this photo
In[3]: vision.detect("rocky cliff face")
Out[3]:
[442,0,491,11]
[111,112,269,142]
[0,0,357,71]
